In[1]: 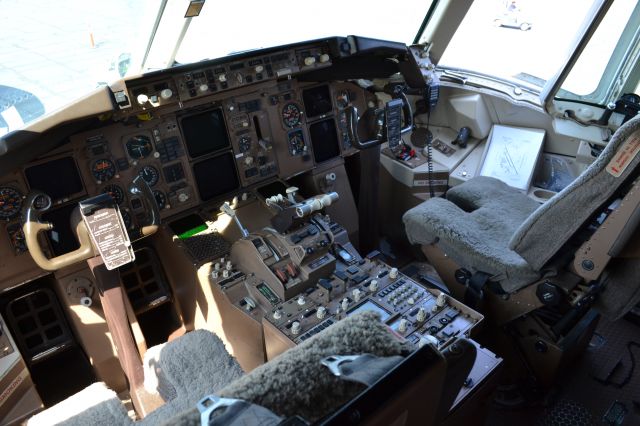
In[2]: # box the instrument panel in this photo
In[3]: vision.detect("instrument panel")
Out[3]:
[0,40,372,288]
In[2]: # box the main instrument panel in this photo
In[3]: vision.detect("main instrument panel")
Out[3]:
[0,38,374,287]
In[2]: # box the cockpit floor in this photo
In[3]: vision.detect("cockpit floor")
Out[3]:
[488,315,640,426]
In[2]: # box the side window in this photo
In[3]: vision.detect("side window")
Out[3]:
[558,0,640,105]
[438,0,599,90]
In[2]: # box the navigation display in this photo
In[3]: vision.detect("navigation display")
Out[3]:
[193,152,239,201]
[25,156,84,201]
[181,109,230,158]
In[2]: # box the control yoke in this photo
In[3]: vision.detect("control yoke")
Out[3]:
[22,176,160,271]
[344,91,413,150]
[22,192,94,271]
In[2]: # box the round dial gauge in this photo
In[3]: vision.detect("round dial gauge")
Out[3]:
[139,165,159,187]
[92,158,116,182]
[125,134,153,159]
[153,190,167,210]
[282,103,302,128]
[0,187,23,219]
[102,184,125,205]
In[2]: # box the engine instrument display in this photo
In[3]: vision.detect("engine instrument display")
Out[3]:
[282,103,302,128]
[0,187,23,219]
[309,118,340,163]
[126,134,153,159]
[102,184,125,205]
[92,159,116,182]
[302,85,332,118]
[192,152,240,201]
[139,165,159,187]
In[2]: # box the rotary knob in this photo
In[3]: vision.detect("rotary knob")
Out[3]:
[211,270,219,279]
[416,308,427,322]
[304,56,316,66]
[352,289,362,303]
[436,293,447,308]
[317,306,327,319]
[199,84,208,92]
[368,280,378,292]
[291,321,301,335]
[214,263,221,271]
[178,193,189,203]
[244,156,254,166]
[218,73,227,82]
[273,310,282,320]
[222,270,230,278]
[255,65,264,73]
[389,268,399,280]
[398,319,408,334]
[160,88,173,100]
[407,297,416,306]
[225,260,233,271]
[319,54,330,63]
[297,295,306,306]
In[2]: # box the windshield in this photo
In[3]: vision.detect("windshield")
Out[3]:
[0,0,156,135]
[0,0,432,135]
[176,0,429,64]
[437,0,602,90]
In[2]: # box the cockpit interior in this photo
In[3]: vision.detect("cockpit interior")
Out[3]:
[1,0,640,424]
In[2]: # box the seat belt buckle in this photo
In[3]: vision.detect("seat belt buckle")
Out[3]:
[320,355,363,377]
[197,395,241,425]
[197,395,285,425]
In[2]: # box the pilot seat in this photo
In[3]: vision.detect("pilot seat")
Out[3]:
[403,114,640,381]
